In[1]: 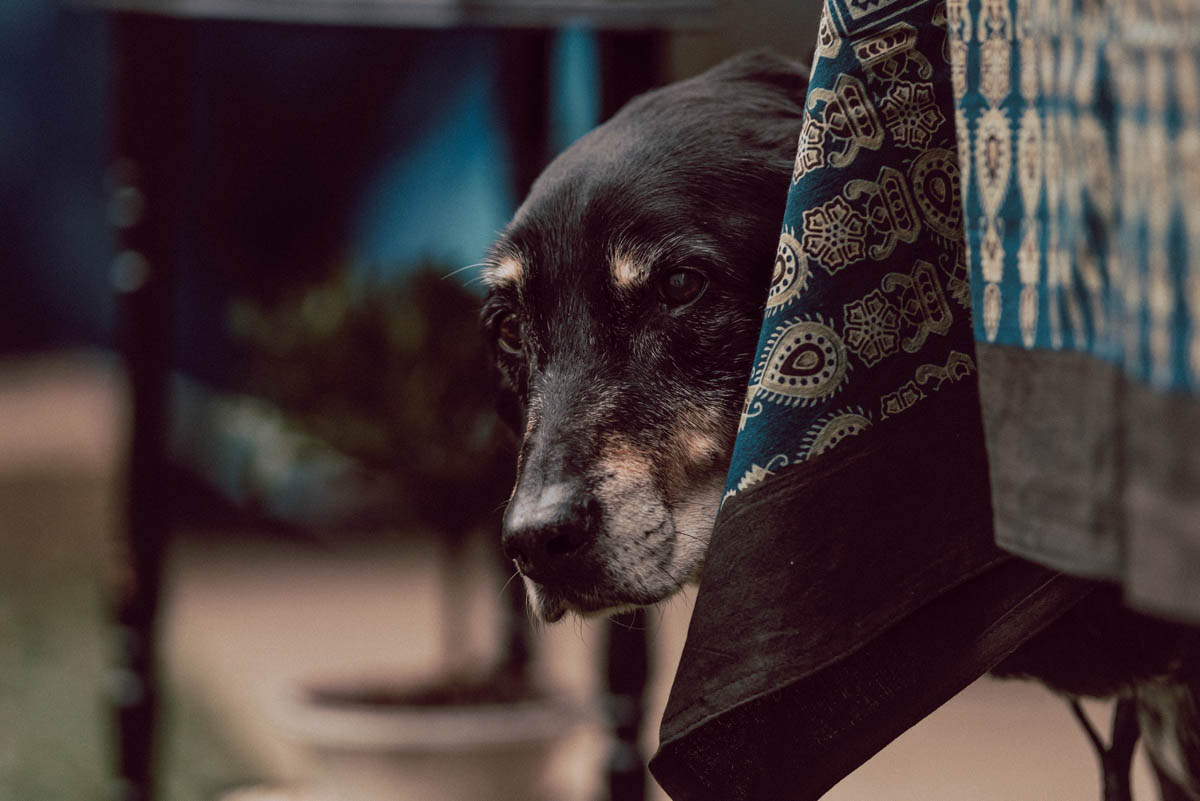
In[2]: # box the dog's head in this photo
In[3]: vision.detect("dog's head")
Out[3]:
[481,52,808,621]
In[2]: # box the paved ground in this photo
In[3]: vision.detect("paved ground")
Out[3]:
[0,351,1161,801]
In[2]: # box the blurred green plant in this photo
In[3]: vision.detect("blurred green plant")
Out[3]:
[226,263,514,536]
[227,264,534,691]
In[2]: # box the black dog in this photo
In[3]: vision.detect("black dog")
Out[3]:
[481,51,806,623]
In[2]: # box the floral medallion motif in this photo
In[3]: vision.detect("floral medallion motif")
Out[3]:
[880,81,945,148]
[802,196,869,274]
[843,289,903,366]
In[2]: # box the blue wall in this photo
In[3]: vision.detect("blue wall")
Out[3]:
[1,4,113,350]
[3,10,600,374]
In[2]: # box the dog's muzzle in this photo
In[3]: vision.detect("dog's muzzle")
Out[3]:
[501,480,601,589]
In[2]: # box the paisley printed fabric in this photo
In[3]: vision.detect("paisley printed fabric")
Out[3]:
[724,0,978,504]
[655,3,1105,798]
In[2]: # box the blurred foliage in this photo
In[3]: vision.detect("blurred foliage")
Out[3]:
[227,264,514,534]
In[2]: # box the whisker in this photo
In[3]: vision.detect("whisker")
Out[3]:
[442,261,489,280]
[610,611,648,632]
[498,567,522,600]
[523,595,544,632]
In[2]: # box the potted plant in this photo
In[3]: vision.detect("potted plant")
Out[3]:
[227,265,582,800]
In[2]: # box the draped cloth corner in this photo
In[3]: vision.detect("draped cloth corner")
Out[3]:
[652,1,1200,799]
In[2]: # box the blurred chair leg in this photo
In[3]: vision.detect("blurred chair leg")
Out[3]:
[1069,697,1139,801]
[595,37,664,801]
[607,611,649,801]
[107,14,192,801]
[598,30,668,121]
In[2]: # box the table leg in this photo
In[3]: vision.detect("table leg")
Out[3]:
[107,14,192,801]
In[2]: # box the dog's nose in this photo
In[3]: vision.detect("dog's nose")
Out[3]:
[502,482,599,582]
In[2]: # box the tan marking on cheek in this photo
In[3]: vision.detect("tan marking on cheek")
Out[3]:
[593,437,667,538]
[596,437,655,489]
[611,252,650,289]
[483,257,524,288]
[662,405,736,494]
[678,429,723,466]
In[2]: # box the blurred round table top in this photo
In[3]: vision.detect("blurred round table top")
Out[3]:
[73,0,714,29]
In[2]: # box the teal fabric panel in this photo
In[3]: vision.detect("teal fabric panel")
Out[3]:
[955,0,1200,393]
[723,0,979,505]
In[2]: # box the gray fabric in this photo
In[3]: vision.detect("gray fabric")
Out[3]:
[977,345,1123,578]
[1127,384,1200,620]
[979,343,1200,622]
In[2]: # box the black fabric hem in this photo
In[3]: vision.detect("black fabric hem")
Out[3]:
[651,385,1094,800]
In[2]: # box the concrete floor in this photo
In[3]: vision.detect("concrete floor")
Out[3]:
[0,351,1162,801]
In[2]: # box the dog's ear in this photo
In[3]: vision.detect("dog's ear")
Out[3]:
[672,50,809,176]
[700,49,810,108]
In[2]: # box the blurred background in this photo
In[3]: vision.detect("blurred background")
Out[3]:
[0,1,1160,800]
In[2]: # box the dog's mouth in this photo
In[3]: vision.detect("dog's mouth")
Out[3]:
[522,574,661,623]
[504,464,725,622]
[524,580,595,623]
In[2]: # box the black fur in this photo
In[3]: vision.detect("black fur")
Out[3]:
[484,51,807,437]
[482,52,810,621]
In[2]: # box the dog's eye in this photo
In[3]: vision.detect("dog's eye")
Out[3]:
[659,269,707,307]
[496,313,524,355]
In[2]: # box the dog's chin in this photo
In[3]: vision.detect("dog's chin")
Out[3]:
[524,578,621,623]
[532,590,570,623]
[522,575,697,623]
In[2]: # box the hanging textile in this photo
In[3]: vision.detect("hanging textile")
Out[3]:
[652,2,1091,798]
[652,1,1200,798]
[953,0,1200,620]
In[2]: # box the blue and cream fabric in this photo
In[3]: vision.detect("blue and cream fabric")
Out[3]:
[725,0,976,504]
[954,0,1200,391]
[658,3,1200,798]
[721,0,1200,618]
[656,3,1200,794]
[949,0,1200,618]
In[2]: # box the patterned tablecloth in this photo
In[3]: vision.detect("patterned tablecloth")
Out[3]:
[652,1,1200,798]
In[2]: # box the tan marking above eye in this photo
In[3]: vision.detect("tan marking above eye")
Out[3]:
[611,252,651,289]
[483,257,524,288]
